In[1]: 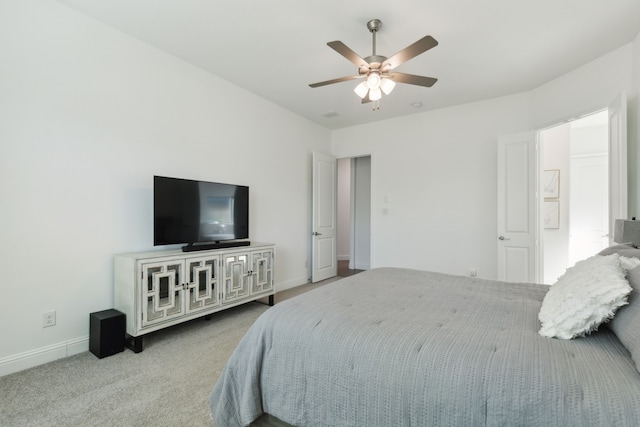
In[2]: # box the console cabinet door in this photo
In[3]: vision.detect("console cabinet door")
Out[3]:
[185,255,222,313]
[140,260,185,328]
[250,249,274,295]
[222,253,250,303]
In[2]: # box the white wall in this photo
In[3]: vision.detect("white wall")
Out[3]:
[332,35,640,280]
[528,44,635,130]
[530,41,639,220]
[332,94,531,278]
[0,0,330,374]
[541,123,571,284]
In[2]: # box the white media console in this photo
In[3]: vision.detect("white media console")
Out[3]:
[114,242,275,352]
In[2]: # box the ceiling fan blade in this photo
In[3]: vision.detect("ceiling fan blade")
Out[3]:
[327,41,369,68]
[382,35,438,70]
[361,94,372,104]
[389,72,437,87]
[309,75,363,88]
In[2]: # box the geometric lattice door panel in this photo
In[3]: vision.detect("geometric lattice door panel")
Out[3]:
[140,260,185,327]
[186,255,221,313]
[222,253,250,303]
[250,250,274,295]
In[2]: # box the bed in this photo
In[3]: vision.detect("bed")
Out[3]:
[210,246,640,426]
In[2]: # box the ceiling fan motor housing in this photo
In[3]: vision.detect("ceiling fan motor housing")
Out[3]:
[364,55,387,66]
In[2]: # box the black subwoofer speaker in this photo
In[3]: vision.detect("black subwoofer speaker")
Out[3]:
[89,309,125,359]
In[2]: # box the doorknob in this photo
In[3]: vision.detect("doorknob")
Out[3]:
[313,232,322,236]
[498,236,510,240]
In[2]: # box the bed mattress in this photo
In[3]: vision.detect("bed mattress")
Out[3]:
[210,267,640,426]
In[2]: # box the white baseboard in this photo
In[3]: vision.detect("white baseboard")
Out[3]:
[277,276,309,292]
[0,336,89,377]
[337,255,349,261]
[1,278,310,378]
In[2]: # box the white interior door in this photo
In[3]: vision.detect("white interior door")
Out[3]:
[568,154,608,266]
[312,152,337,283]
[497,131,537,283]
[608,92,628,241]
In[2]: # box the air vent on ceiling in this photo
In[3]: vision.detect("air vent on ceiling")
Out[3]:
[321,111,340,119]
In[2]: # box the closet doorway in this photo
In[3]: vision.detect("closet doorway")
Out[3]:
[337,156,371,276]
[541,110,609,284]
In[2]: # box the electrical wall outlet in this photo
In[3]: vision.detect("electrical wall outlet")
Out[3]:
[43,311,56,328]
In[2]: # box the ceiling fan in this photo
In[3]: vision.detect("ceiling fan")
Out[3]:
[309,19,438,109]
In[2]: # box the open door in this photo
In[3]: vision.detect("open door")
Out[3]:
[497,131,538,283]
[501,94,626,284]
[608,92,628,241]
[312,152,337,282]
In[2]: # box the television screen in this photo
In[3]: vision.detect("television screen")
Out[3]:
[154,176,249,247]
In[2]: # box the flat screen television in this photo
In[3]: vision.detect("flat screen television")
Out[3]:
[154,175,249,252]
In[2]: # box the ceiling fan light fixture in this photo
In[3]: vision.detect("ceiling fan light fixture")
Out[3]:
[380,78,396,95]
[369,87,382,101]
[354,81,369,98]
[366,72,381,89]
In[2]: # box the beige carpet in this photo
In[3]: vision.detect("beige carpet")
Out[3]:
[0,279,340,427]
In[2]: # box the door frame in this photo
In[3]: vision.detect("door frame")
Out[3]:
[318,153,373,281]
[348,155,371,271]
[536,93,627,281]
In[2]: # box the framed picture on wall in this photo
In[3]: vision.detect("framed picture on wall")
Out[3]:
[544,200,559,229]
[543,169,559,199]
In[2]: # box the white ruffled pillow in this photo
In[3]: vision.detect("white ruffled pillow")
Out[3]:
[538,254,631,339]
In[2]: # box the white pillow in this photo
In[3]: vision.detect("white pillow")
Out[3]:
[538,254,631,339]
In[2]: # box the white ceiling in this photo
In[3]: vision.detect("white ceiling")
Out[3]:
[59,0,640,130]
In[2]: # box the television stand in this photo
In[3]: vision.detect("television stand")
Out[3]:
[182,241,251,252]
[114,242,275,353]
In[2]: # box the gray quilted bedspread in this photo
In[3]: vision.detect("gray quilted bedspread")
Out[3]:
[210,267,640,426]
